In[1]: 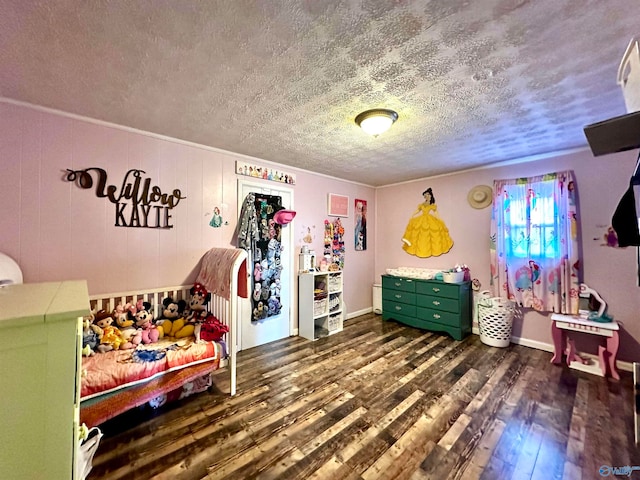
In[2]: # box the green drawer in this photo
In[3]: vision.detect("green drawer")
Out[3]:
[416,281,460,299]
[417,307,460,327]
[382,276,416,293]
[383,300,417,318]
[382,289,416,305]
[416,294,459,313]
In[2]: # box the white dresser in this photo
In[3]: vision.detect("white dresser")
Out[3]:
[0,281,90,480]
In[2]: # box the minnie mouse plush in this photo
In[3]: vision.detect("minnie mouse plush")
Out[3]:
[134,301,160,344]
[186,282,211,324]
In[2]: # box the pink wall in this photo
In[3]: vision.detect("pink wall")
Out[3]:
[376,148,640,362]
[0,102,375,320]
[6,100,636,362]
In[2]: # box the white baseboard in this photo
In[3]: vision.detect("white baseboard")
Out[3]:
[471,327,632,373]
[347,307,373,319]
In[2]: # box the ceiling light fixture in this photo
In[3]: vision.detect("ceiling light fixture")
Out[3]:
[355,108,398,136]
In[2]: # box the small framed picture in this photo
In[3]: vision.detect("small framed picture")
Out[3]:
[328,193,349,217]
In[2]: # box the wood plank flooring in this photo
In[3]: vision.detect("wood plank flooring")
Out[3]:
[88,313,640,480]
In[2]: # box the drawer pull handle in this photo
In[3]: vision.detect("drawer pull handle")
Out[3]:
[395,294,402,298]
[395,306,402,311]
[433,314,441,319]
[395,282,401,287]
[433,301,440,306]
[432,288,440,292]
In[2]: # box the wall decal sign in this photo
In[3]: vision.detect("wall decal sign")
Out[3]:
[235,161,296,185]
[65,168,186,229]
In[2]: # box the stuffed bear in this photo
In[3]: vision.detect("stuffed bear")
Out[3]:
[94,309,125,353]
[156,297,187,338]
[112,302,141,349]
[134,301,160,344]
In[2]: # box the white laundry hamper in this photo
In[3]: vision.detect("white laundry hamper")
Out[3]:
[477,292,516,348]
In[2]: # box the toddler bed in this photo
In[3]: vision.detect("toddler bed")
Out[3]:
[79,247,248,427]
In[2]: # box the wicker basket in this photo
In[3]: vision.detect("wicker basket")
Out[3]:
[313,298,327,316]
[328,313,342,332]
[477,294,515,348]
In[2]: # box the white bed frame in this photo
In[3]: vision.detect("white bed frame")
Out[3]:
[89,282,240,396]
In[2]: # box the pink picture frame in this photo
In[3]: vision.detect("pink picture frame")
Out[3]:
[327,193,349,217]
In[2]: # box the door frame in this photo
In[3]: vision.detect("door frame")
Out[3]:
[237,178,295,350]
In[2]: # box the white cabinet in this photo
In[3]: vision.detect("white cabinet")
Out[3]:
[0,281,89,480]
[298,271,344,340]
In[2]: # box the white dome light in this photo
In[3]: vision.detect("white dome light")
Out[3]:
[355,109,398,136]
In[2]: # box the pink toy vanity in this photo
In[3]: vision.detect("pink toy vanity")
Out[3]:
[550,314,620,380]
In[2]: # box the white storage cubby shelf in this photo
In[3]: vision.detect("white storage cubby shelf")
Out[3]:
[298,270,344,340]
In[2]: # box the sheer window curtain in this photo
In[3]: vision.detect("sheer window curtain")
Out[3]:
[489,171,580,313]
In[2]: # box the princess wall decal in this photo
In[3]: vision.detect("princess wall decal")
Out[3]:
[401,187,453,257]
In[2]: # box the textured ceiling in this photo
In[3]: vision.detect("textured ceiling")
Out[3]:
[1,0,639,186]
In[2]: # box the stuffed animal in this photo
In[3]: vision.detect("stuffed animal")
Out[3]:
[163,283,210,339]
[252,301,265,321]
[253,282,262,302]
[156,297,187,338]
[112,302,141,349]
[134,301,160,344]
[267,296,281,316]
[186,282,211,324]
[81,314,100,356]
[199,313,229,342]
[94,309,125,353]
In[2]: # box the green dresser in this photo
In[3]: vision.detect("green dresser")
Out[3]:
[381,275,471,340]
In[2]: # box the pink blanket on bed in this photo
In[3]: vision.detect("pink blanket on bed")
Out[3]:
[81,337,220,399]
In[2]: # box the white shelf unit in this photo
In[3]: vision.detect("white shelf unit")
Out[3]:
[298,270,344,340]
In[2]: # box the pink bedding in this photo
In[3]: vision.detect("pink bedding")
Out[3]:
[81,336,222,400]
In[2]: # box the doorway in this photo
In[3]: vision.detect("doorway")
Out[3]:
[237,179,294,350]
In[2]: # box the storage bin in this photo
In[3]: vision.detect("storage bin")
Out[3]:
[328,273,342,292]
[329,293,341,311]
[477,293,515,348]
[328,313,342,332]
[618,37,640,113]
[442,270,465,283]
[313,298,327,316]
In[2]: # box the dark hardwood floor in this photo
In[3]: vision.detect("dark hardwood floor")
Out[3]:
[88,313,640,480]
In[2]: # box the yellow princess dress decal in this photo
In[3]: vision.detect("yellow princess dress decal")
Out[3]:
[402,188,453,257]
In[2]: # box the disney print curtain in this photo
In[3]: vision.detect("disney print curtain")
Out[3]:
[489,171,580,314]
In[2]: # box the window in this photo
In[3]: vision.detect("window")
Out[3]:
[505,188,558,259]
